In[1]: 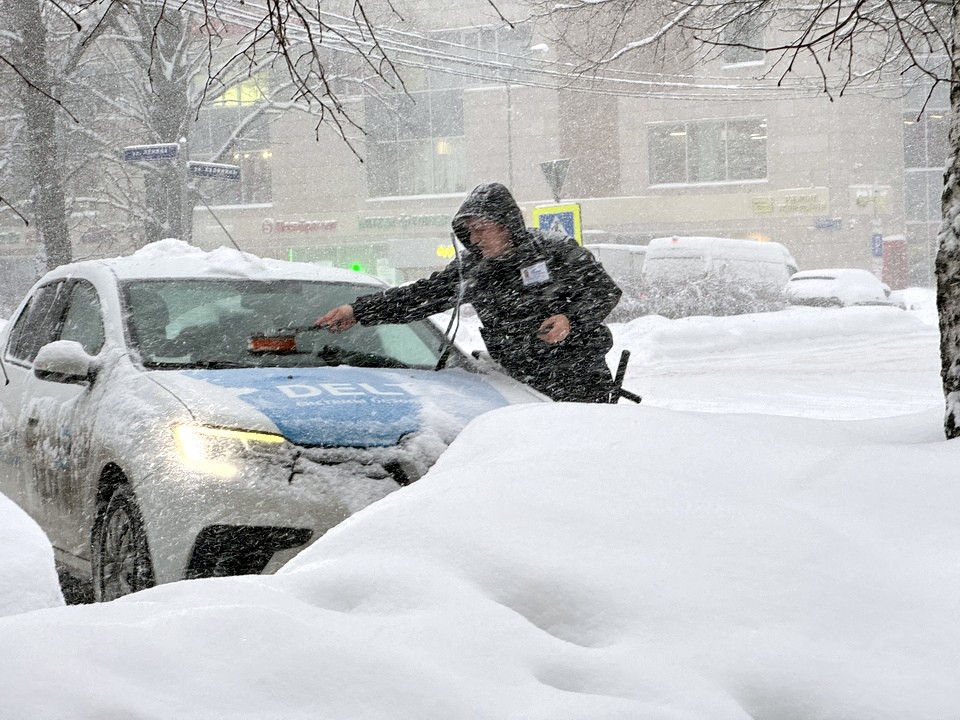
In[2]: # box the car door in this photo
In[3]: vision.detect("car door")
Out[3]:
[21,279,107,558]
[3,279,107,558]
[0,280,71,514]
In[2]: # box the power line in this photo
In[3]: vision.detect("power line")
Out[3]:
[175,0,906,101]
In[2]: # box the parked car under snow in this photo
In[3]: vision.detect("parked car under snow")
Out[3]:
[784,268,906,309]
[0,240,542,601]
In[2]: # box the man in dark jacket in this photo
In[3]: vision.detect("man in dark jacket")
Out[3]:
[316,182,623,403]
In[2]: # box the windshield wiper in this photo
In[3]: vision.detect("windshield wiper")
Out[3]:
[180,360,253,370]
[317,345,411,369]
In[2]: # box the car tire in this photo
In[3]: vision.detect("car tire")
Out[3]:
[92,484,155,602]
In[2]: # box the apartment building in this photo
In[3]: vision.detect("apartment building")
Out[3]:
[2,7,945,290]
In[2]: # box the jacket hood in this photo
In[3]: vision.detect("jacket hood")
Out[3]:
[452,183,528,247]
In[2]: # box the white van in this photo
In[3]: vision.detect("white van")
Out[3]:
[642,236,798,291]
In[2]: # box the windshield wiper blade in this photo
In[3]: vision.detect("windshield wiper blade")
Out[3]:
[318,345,411,369]
[181,360,252,369]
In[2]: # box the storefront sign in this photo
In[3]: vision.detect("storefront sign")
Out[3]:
[358,215,449,230]
[262,218,337,234]
[752,191,827,215]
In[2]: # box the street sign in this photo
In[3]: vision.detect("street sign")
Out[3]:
[540,159,571,203]
[871,232,883,258]
[815,217,842,230]
[187,161,241,181]
[122,143,179,162]
[532,203,582,245]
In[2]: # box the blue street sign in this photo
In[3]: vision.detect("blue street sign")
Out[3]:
[871,232,883,258]
[187,161,241,181]
[123,143,179,161]
[538,210,575,237]
[815,217,842,230]
[532,203,583,244]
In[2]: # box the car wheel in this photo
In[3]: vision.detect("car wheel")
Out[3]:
[92,484,155,601]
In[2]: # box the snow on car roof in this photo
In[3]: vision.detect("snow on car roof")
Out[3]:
[790,268,875,281]
[584,243,647,252]
[50,239,384,285]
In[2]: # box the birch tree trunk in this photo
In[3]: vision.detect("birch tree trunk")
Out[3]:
[936,0,960,438]
[15,0,71,270]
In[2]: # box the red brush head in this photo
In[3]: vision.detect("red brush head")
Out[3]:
[248,333,298,354]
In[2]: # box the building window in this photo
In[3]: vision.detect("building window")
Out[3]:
[648,118,767,185]
[365,90,466,197]
[901,55,949,285]
[903,108,948,285]
[192,78,273,205]
[364,24,532,198]
[721,14,765,65]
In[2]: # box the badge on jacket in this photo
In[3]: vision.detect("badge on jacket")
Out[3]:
[520,261,551,286]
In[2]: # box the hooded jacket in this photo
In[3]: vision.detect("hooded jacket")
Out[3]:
[352,183,622,397]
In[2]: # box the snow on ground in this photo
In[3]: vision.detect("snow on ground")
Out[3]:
[1,291,957,719]
[614,303,941,419]
[0,493,64,617]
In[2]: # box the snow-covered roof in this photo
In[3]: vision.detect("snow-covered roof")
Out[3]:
[583,243,647,253]
[790,268,875,281]
[46,239,384,285]
[647,236,795,263]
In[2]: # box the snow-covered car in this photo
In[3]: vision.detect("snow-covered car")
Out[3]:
[784,268,906,309]
[0,240,541,601]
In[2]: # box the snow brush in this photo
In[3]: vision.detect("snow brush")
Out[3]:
[247,325,323,354]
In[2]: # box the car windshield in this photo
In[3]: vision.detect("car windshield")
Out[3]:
[122,278,453,370]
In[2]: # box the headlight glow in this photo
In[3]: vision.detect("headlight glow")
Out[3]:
[173,425,287,478]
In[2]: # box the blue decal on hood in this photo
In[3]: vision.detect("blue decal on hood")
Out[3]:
[178,366,508,447]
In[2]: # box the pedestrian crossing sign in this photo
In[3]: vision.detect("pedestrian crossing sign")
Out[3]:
[532,203,582,245]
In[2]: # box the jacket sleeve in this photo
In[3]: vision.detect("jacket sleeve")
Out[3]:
[549,239,622,327]
[352,260,464,325]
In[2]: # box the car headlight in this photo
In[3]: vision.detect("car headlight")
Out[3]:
[173,424,288,478]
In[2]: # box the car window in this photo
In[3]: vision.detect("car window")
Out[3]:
[374,324,442,367]
[6,281,70,364]
[122,279,449,370]
[59,281,105,355]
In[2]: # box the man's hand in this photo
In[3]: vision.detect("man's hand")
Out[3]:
[316,304,357,333]
[536,314,570,344]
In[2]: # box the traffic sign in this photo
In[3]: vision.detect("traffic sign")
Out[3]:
[123,143,179,161]
[187,161,241,181]
[871,232,883,258]
[540,159,571,202]
[532,203,582,245]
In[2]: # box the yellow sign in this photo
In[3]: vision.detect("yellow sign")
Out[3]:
[532,203,582,245]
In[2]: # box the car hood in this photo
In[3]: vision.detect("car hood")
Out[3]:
[147,366,513,447]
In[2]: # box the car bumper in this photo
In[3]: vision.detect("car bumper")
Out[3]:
[135,447,407,584]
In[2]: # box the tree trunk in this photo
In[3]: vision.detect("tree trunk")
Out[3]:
[140,10,192,246]
[936,0,960,438]
[15,0,71,270]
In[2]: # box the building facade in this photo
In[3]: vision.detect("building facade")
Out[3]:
[1,8,945,292]
[186,22,944,290]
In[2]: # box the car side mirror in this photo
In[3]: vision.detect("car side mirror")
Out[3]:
[33,340,97,384]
